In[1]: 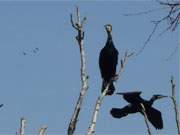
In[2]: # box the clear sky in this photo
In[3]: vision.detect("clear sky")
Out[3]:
[0,1,179,135]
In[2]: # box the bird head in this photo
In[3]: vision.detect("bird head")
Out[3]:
[153,94,168,99]
[104,24,112,33]
[151,94,168,102]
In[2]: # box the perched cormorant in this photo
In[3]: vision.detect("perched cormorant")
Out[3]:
[110,91,167,129]
[99,24,119,95]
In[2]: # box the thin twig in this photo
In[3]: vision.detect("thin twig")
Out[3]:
[38,125,48,135]
[156,0,180,7]
[68,7,88,135]
[140,103,152,135]
[153,1,180,35]
[121,7,168,16]
[135,21,159,57]
[134,1,180,56]
[166,43,179,61]
[19,118,26,135]
[170,76,180,135]
[70,14,78,30]
[87,51,133,135]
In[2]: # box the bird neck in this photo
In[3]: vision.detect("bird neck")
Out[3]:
[106,32,113,43]
[149,96,156,106]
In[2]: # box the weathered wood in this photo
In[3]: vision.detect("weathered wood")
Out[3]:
[68,7,88,135]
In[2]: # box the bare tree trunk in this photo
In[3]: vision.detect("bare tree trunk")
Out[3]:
[19,118,26,135]
[170,76,180,135]
[68,7,88,135]
[87,51,134,135]
[140,103,152,135]
[38,125,48,135]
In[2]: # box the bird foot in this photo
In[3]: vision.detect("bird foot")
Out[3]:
[105,89,115,96]
[113,74,119,81]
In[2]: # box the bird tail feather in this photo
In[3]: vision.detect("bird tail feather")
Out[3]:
[110,108,127,118]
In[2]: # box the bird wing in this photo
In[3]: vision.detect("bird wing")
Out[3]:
[117,91,142,104]
[110,105,135,118]
[145,107,163,129]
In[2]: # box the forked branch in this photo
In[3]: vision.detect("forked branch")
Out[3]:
[68,7,88,135]
[134,0,180,56]
[87,51,134,135]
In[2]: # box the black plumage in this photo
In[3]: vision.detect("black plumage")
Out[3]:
[110,91,167,129]
[99,24,119,95]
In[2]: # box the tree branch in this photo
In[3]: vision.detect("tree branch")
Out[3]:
[140,103,152,135]
[166,43,179,61]
[134,19,159,56]
[87,51,134,135]
[38,125,48,135]
[155,0,180,32]
[68,7,88,135]
[170,76,180,135]
[133,0,180,56]
[121,7,168,16]
[19,117,26,135]
[70,14,78,30]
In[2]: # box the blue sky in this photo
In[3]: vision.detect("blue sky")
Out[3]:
[0,1,179,134]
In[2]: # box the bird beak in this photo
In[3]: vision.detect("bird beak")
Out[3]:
[116,92,124,95]
[157,95,168,99]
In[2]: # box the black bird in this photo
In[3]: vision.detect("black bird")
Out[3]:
[22,51,27,56]
[35,47,39,51]
[0,104,3,108]
[99,24,119,95]
[110,91,167,129]
[32,47,39,53]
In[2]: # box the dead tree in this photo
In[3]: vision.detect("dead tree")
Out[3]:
[140,103,152,135]
[38,125,48,135]
[16,118,48,135]
[18,117,26,135]
[68,7,88,135]
[87,51,133,135]
[170,76,180,135]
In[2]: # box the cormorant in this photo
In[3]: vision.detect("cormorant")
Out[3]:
[110,91,167,129]
[22,52,27,56]
[33,47,39,53]
[0,104,3,108]
[99,24,119,95]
